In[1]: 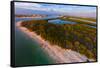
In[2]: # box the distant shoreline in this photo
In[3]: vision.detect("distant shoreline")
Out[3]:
[16,17,45,18]
[16,21,95,63]
[15,14,47,18]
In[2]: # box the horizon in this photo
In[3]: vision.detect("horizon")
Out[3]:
[15,2,96,18]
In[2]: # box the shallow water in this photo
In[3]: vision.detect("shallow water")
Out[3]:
[48,19,76,24]
[15,18,55,66]
[14,16,96,66]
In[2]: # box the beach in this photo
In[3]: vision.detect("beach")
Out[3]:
[16,21,94,63]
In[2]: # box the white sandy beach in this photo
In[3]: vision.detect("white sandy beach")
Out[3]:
[16,21,94,63]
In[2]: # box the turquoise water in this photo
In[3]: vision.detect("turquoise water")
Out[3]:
[15,18,55,66]
[48,19,76,24]
[15,17,95,66]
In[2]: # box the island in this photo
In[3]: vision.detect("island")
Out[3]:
[16,15,96,63]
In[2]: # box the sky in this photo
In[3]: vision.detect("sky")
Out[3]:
[15,2,96,18]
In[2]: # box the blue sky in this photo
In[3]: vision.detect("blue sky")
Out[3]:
[15,2,96,18]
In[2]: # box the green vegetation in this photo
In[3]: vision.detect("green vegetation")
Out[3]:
[74,17,96,22]
[21,19,96,59]
[61,16,96,27]
[63,16,96,22]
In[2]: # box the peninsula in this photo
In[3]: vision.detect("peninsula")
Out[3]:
[16,16,96,63]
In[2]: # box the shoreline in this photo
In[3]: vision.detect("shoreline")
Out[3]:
[15,17,46,19]
[16,21,95,63]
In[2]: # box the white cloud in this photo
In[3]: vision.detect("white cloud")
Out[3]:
[15,2,42,8]
[15,2,56,12]
[15,2,96,14]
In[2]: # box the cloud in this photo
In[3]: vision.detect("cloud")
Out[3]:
[15,2,51,11]
[15,2,96,14]
[15,2,42,9]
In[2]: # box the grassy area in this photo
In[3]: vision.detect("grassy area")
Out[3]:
[64,16,96,22]
[73,17,96,22]
[61,16,96,27]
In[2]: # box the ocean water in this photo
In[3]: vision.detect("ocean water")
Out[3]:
[14,6,96,66]
[15,18,55,66]
[14,16,95,66]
